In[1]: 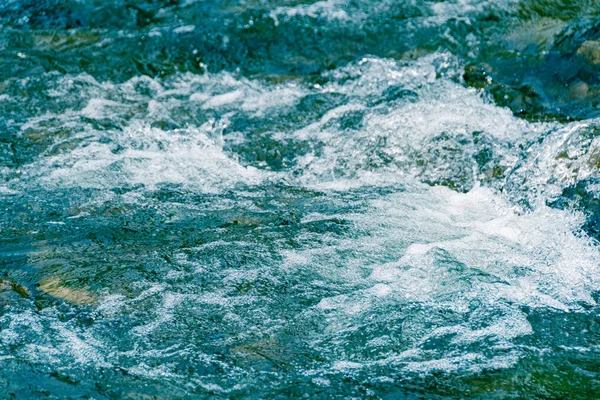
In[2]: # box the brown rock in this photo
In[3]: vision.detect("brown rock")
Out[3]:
[577,40,600,65]
[38,277,96,305]
[569,80,589,99]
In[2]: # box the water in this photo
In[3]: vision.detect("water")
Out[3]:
[1,1,600,398]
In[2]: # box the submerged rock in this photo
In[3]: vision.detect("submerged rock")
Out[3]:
[503,122,600,209]
[569,80,589,100]
[465,16,600,121]
[577,39,600,65]
[37,277,96,305]
[228,337,299,371]
[0,278,30,298]
[416,133,475,192]
[549,178,600,240]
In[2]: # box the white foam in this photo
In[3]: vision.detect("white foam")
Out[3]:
[286,54,545,188]
[12,71,310,192]
[281,185,600,375]
[33,123,263,192]
[270,0,517,28]
[0,186,18,195]
[173,25,195,34]
[270,0,351,25]
[426,0,519,26]
[505,119,600,207]
[80,98,126,119]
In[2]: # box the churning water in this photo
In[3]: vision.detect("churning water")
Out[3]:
[1,0,600,398]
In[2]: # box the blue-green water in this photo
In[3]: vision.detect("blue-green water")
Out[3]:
[1,1,600,398]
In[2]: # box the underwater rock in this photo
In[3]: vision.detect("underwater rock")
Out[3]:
[549,178,600,240]
[463,63,494,89]
[463,65,551,119]
[415,131,504,193]
[0,278,30,298]
[503,121,600,210]
[464,16,600,120]
[37,277,96,305]
[229,338,292,370]
[502,18,565,52]
[577,40,600,66]
[416,133,475,192]
[569,80,589,100]
[228,216,265,226]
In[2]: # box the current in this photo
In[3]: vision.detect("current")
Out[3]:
[1,0,600,398]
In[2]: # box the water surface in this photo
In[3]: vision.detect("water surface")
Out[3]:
[1,1,600,398]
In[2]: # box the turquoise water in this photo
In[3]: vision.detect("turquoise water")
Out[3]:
[1,1,600,398]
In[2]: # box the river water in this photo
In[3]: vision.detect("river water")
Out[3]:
[1,0,600,398]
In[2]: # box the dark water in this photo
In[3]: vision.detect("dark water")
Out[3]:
[1,1,600,398]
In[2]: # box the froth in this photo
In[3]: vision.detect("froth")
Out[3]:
[285,185,600,374]
[14,71,307,192]
[286,54,545,190]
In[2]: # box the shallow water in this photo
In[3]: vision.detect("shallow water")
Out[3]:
[1,1,600,398]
